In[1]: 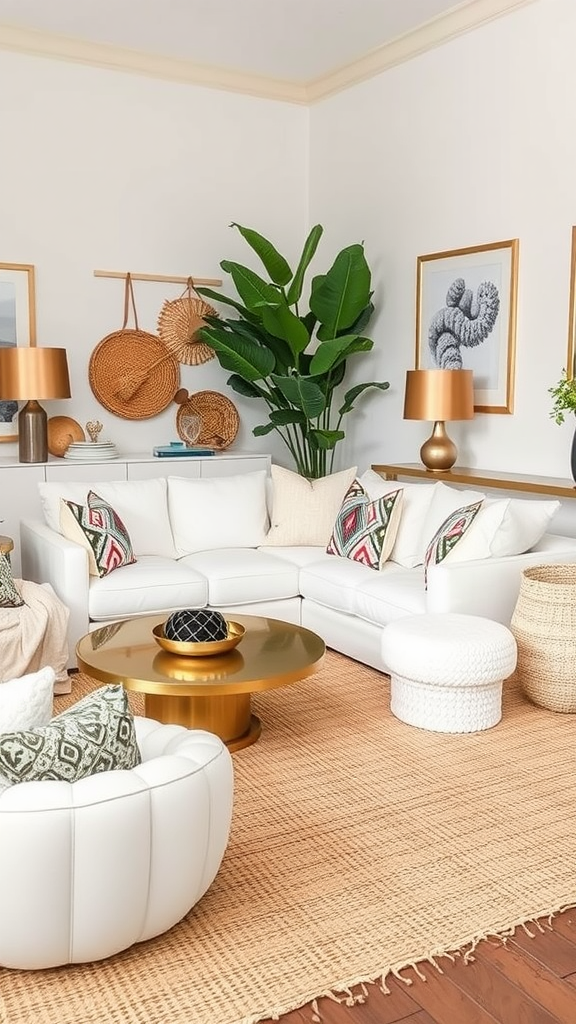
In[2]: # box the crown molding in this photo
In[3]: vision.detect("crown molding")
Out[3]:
[0,24,307,104]
[306,0,538,102]
[0,0,538,106]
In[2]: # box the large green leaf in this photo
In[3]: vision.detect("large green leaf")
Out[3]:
[202,327,275,381]
[310,244,371,337]
[220,261,281,314]
[262,301,310,358]
[195,287,257,321]
[286,224,323,306]
[309,335,373,375]
[269,409,307,425]
[338,381,390,416]
[253,423,277,436]
[271,374,326,419]
[231,223,292,286]
[308,428,345,450]
[226,374,265,399]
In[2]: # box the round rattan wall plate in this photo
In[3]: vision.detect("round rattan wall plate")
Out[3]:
[176,390,239,450]
[89,329,180,420]
[157,296,217,366]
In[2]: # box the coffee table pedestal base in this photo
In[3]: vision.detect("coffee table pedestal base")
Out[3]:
[144,692,262,751]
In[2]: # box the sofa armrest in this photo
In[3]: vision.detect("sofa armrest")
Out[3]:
[426,533,576,624]
[20,519,90,666]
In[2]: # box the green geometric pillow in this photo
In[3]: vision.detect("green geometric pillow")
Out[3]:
[0,684,141,785]
[423,500,483,585]
[326,480,404,570]
[60,490,136,578]
[0,551,24,608]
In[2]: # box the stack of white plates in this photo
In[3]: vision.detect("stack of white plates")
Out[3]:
[64,441,118,461]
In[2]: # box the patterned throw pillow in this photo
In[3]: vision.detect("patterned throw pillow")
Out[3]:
[0,683,141,786]
[0,552,24,608]
[60,490,136,577]
[326,480,403,570]
[423,500,483,585]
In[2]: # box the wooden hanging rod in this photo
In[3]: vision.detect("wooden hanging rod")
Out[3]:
[94,270,222,286]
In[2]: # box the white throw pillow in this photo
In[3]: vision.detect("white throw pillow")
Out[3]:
[0,666,55,732]
[358,469,437,568]
[422,481,487,549]
[38,478,177,558]
[168,470,269,555]
[441,496,561,563]
[266,465,357,546]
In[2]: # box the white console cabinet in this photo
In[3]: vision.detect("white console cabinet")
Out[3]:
[0,451,271,577]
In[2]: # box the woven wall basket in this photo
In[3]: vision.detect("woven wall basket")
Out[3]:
[510,563,576,712]
[89,275,180,420]
[157,278,217,366]
[176,390,239,450]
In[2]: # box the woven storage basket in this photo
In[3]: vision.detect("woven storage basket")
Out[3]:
[176,390,239,450]
[89,275,180,420]
[510,564,576,712]
[157,278,217,366]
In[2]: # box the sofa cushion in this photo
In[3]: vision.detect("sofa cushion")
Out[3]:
[0,684,140,786]
[0,666,55,732]
[327,480,403,569]
[60,491,137,577]
[181,548,300,606]
[440,497,561,562]
[0,552,24,608]
[359,470,437,568]
[88,556,208,621]
[39,478,177,559]
[299,554,371,616]
[266,465,357,546]
[423,500,484,582]
[353,565,427,626]
[168,471,269,556]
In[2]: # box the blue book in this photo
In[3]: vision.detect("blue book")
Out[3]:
[153,443,216,457]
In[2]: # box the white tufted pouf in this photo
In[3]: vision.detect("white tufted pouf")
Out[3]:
[381,613,517,733]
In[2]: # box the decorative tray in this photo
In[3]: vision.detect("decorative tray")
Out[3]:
[152,620,245,657]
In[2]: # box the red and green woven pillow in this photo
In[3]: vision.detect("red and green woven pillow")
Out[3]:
[327,480,403,570]
[60,490,136,578]
[423,500,483,585]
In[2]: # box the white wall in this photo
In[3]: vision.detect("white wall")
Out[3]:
[0,50,309,465]
[309,0,576,484]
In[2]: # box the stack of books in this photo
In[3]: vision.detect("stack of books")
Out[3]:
[153,443,216,458]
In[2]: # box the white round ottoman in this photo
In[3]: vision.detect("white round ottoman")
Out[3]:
[381,613,517,733]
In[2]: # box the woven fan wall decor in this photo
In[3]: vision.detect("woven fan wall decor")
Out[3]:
[157,277,217,366]
[89,274,180,420]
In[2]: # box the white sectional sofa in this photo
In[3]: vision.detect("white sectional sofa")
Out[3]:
[20,465,576,672]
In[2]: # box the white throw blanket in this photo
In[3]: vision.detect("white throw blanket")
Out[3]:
[0,581,70,692]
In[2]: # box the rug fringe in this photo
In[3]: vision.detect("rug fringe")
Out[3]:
[232,901,576,1024]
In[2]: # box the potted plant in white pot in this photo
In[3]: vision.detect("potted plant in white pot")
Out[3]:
[197,223,389,479]
[548,368,576,480]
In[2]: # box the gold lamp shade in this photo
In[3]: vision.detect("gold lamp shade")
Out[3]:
[0,347,71,463]
[404,369,474,472]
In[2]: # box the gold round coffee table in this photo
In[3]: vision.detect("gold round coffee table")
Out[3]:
[76,613,325,752]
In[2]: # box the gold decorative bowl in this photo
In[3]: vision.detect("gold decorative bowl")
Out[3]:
[152,620,245,657]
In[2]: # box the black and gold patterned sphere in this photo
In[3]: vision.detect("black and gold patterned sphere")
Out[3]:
[164,608,228,643]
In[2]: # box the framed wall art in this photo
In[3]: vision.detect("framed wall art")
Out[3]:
[415,239,519,413]
[566,225,576,381]
[0,262,36,442]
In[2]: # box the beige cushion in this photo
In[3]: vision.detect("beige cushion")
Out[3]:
[167,471,269,555]
[266,465,357,546]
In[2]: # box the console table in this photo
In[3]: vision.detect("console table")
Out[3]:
[371,463,576,500]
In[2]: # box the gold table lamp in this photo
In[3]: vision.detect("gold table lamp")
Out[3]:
[403,369,474,471]
[0,347,71,463]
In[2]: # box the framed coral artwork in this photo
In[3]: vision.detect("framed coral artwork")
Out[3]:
[415,239,519,413]
[0,262,36,442]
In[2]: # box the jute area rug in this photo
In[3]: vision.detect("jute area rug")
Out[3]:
[3,651,576,1024]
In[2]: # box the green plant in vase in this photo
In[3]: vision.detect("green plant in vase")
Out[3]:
[548,369,576,481]
[197,223,389,479]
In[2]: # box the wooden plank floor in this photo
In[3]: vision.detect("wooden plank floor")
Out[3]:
[262,910,576,1024]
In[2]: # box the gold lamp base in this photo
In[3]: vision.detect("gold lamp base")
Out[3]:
[420,420,458,472]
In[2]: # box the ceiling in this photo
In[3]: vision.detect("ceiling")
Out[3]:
[0,0,534,100]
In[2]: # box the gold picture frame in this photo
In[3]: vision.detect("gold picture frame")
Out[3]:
[415,239,519,414]
[566,226,576,381]
[0,262,36,443]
